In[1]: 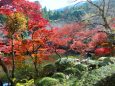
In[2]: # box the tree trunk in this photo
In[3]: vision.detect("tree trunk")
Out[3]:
[34,56,39,77]
[0,59,14,86]
[11,36,15,78]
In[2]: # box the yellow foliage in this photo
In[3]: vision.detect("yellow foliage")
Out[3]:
[16,79,34,86]
[6,12,27,36]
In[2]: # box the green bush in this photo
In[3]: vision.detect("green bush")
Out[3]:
[110,57,115,63]
[36,77,60,86]
[95,74,115,86]
[16,79,34,86]
[52,72,66,79]
[42,64,56,76]
[55,58,76,72]
[63,64,88,79]
[98,57,115,66]
[52,72,66,83]
[86,60,100,70]
[64,67,77,75]
[75,64,88,71]
[0,74,8,82]
[81,59,104,70]
[15,65,34,80]
[76,64,115,86]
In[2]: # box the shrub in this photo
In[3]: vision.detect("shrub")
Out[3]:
[52,72,66,83]
[42,64,56,76]
[98,57,115,64]
[0,74,8,83]
[95,74,115,86]
[64,67,77,75]
[15,65,34,80]
[76,64,115,86]
[75,64,87,71]
[63,64,88,79]
[66,77,78,86]
[52,72,66,79]
[109,57,115,63]
[16,79,34,86]
[86,60,100,70]
[36,77,60,86]
[55,58,76,72]
[74,64,88,78]
[81,59,103,70]
[98,57,108,61]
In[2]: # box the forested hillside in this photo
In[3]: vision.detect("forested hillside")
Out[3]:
[42,0,115,27]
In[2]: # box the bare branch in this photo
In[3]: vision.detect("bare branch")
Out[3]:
[106,0,111,16]
[87,0,103,12]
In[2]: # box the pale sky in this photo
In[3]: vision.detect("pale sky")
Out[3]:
[28,0,86,10]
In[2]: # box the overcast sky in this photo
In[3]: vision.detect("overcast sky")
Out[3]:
[28,0,86,10]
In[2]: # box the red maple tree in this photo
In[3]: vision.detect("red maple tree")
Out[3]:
[0,0,52,84]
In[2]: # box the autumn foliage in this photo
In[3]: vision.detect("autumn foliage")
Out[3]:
[0,0,53,82]
[50,22,113,57]
[0,0,50,61]
[0,0,115,85]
